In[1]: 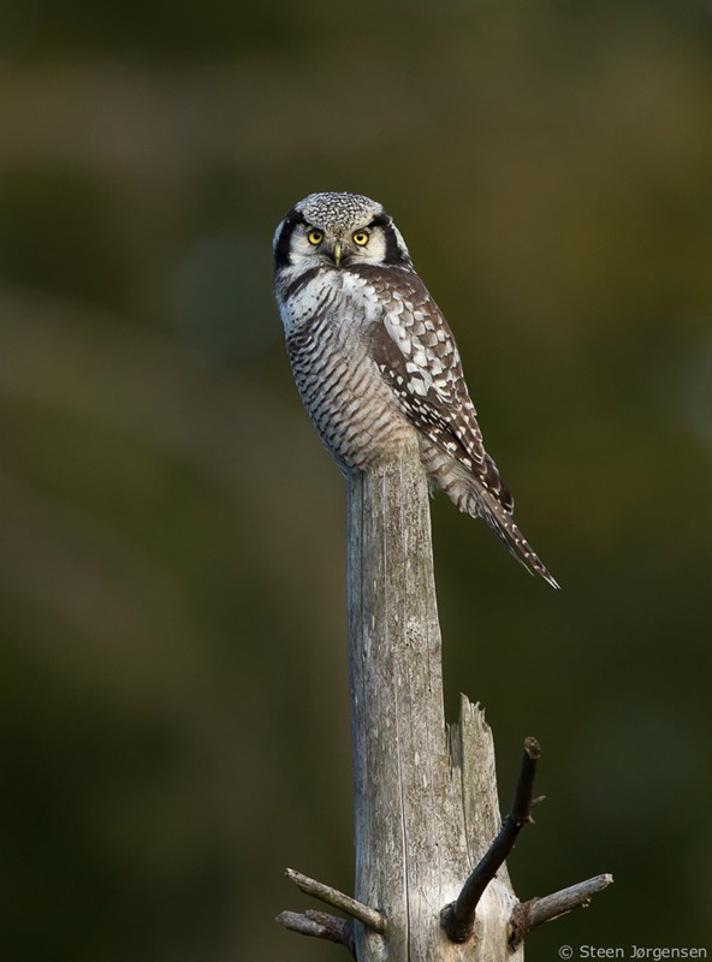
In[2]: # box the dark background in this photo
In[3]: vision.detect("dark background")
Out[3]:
[2,3,711,960]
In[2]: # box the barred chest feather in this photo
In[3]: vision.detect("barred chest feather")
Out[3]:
[277,267,416,470]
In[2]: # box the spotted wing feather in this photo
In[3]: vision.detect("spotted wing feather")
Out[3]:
[353,266,559,589]
[355,266,513,512]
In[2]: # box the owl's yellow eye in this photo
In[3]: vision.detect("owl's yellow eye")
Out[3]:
[352,230,370,246]
[307,228,324,245]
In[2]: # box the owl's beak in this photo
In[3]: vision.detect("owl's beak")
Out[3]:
[332,240,343,268]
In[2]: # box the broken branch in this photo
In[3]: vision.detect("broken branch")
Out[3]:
[509,873,614,948]
[441,736,541,943]
[285,867,385,933]
[276,909,355,954]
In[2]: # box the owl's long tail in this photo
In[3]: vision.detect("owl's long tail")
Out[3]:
[473,487,561,590]
[423,444,560,589]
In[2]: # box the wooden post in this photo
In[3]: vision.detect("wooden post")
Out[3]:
[347,437,518,961]
[278,439,612,959]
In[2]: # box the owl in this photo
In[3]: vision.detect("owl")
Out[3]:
[273,191,558,588]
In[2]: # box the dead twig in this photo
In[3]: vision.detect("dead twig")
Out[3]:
[276,909,355,954]
[441,736,541,943]
[509,874,614,948]
[285,867,385,933]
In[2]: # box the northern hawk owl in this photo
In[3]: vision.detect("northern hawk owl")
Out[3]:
[273,191,558,588]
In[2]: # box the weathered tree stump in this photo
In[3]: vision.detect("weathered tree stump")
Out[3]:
[278,438,612,959]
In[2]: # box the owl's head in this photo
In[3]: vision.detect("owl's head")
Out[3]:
[273,192,414,276]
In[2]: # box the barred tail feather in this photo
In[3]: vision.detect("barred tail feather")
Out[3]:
[421,442,560,589]
[475,489,560,589]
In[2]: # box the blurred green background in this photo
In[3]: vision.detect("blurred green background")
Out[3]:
[2,2,711,960]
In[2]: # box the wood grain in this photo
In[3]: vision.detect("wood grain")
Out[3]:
[346,438,522,961]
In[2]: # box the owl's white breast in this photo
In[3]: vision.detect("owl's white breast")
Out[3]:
[277,266,380,340]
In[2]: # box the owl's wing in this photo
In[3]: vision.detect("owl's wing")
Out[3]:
[361,266,514,514]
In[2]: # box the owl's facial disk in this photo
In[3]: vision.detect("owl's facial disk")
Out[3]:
[296,221,389,269]
[273,193,414,275]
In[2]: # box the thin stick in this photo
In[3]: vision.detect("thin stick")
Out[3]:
[441,736,541,943]
[285,867,386,933]
[276,910,355,954]
[509,874,614,948]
